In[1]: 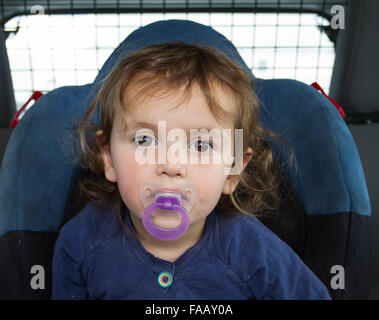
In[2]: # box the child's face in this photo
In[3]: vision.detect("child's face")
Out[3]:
[97,81,252,242]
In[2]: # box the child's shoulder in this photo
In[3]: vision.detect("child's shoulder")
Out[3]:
[216,211,283,248]
[214,212,300,278]
[214,212,331,299]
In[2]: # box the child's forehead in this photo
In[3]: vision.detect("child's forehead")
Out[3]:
[119,76,237,129]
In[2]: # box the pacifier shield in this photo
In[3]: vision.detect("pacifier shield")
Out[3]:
[140,182,196,241]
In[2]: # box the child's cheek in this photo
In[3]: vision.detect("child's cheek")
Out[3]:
[119,161,145,191]
[191,167,210,204]
[117,162,148,213]
[194,164,226,204]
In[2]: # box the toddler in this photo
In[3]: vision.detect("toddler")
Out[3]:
[52,42,331,300]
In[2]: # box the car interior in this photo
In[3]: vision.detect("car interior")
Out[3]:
[0,0,378,300]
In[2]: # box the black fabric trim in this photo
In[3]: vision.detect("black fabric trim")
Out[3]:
[257,192,306,259]
[260,206,371,300]
[301,213,371,300]
[0,230,58,299]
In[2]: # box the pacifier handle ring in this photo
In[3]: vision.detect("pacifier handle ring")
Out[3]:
[142,201,190,241]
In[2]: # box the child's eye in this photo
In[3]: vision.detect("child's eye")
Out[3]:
[189,138,213,153]
[133,134,156,147]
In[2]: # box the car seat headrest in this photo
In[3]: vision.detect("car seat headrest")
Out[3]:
[94,19,254,89]
[0,19,370,239]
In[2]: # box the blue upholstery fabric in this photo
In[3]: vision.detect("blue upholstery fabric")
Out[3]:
[255,78,371,216]
[0,19,371,237]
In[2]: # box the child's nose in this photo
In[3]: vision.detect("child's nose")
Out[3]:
[156,162,186,178]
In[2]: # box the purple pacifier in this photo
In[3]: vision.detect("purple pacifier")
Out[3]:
[140,182,196,241]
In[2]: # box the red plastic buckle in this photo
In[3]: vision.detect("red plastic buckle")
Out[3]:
[310,82,345,119]
[10,91,43,128]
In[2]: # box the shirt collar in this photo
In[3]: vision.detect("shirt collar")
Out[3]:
[122,206,217,274]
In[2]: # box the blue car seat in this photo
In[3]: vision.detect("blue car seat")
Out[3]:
[0,19,371,300]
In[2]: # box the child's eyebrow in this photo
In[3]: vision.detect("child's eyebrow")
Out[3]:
[126,121,157,131]
[126,121,225,133]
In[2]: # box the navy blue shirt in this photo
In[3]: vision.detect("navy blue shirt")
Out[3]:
[52,202,331,300]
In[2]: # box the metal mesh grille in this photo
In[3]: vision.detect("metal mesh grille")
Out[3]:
[4,9,336,110]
